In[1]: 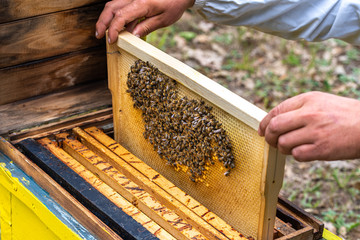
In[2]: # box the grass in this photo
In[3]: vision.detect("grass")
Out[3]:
[222,50,255,73]
[213,33,234,45]
[282,158,360,238]
[147,26,177,51]
[179,31,197,41]
[283,50,302,66]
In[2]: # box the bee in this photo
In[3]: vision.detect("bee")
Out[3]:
[127,59,236,182]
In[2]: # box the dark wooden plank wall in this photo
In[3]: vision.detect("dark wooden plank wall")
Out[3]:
[0,47,106,104]
[0,0,105,23]
[0,0,108,105]
[0,82,111,135]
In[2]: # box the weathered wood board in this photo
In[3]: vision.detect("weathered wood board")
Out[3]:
[0,0,106,23]
[0,82,111,135]
[107,31,286,240]
[8,108,112,144]
[276,197,323,240]
[0,4,103,68]
[0,47,106,105]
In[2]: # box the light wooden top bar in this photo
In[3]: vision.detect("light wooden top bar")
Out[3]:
[115,31,266,130]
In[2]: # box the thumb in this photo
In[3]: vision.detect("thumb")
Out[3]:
[132,14,172,37]
[258,94,306,136]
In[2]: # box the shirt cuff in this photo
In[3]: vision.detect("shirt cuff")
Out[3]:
[192,0,207,10]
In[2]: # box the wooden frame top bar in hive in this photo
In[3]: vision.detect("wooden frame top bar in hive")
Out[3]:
[106,31,286,240]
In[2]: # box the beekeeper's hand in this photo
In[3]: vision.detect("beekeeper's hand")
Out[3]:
[96,0,195,43]
[259,91,360,161]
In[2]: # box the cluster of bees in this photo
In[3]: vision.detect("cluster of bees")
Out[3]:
[127,60,235,181]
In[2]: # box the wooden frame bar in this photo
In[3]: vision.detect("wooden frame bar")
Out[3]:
[16,138,156,240]
[83,126,247,240]
[57,133,208,240]
[38,137,175,240]
[73,127,249,240]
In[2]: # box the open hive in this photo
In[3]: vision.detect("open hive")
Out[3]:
[106,31,286,239]
[20,126,251,240]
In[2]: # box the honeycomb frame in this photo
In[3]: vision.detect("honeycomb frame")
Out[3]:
[106,31,286,240]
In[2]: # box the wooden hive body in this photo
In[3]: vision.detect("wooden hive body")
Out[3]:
[107,31,286,240]
[0,1,325,237]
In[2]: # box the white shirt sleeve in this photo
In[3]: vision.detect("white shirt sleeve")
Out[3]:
[193,0,360,45]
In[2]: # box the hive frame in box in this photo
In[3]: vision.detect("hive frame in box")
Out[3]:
[107,31,286,240]
[0,137,122,240]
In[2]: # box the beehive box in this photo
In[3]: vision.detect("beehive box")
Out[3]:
[0,0,326,237]
[107,31,286,240]
[0,147,97,240]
